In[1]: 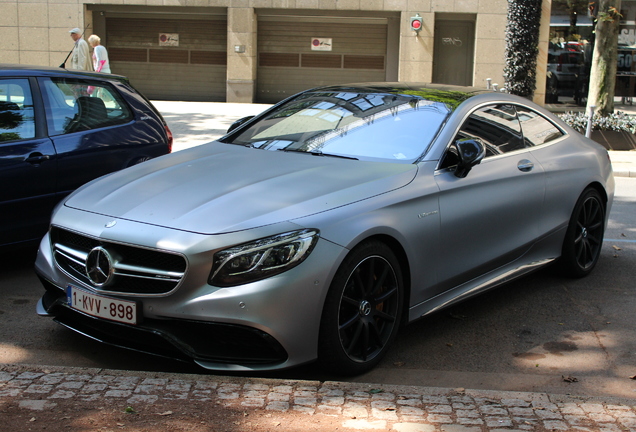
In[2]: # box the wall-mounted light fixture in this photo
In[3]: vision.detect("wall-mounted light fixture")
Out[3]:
[410,14,423,33]
[234,45,246,53]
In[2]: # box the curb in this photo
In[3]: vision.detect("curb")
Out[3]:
[609,150,636,178]
[613,166,636,178]
[2,364,635,431]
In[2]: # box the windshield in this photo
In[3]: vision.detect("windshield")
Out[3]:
[223,91,452,163]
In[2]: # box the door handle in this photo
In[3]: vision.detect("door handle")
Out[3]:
[517,159,534,172]
[25,153,51,165]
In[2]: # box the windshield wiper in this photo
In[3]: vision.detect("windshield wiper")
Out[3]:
[277,148,358,160]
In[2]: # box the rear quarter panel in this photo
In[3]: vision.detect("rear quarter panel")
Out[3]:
[530,132,614,240]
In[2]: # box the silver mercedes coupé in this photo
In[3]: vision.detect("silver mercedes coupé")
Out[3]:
[35,84,615,375]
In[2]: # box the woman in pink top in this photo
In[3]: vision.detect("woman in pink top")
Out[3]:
[88,35,111,73]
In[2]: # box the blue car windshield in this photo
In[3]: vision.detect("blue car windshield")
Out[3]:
[225,91,452,163]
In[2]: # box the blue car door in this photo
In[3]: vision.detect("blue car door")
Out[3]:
[38,76,163,198]
[0,77,58,247]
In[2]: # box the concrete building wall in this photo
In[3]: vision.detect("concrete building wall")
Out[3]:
[0,0,551,104]
[227,7,257,103]
[0,1,89,67]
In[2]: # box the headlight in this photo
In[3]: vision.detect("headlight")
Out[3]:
[209,229,319,287]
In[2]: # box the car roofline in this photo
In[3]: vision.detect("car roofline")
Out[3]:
[0,64,130,84]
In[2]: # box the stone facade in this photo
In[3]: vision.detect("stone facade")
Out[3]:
[0,0,551,104]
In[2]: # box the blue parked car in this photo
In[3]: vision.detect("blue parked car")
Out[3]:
[0,65,173,249]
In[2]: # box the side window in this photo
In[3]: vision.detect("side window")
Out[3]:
[455,104,525,157]
[516,106,564,146]
[440,104,526,169]
[40,78,133,136]
[0,79,36,142]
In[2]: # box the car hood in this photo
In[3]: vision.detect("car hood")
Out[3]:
[64,142,418,234]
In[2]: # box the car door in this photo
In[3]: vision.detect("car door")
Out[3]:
[37,76,149,198]
[433,104,546,292]
[0,77,58,247]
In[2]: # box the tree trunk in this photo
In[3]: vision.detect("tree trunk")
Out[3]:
[586,0,622,116]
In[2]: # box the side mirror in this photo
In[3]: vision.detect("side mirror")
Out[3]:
[453,138,485,178]
[227,116,254,133]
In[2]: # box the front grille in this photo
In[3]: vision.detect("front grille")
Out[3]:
[51,226,187,296]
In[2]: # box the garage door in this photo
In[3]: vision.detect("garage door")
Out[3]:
[106,17,227,102]
[257,17,389,104]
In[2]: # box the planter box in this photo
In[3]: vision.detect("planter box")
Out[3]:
[590,130,636,151]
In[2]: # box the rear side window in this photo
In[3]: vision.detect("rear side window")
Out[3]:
[39,77,133,136]
[0,79,36,142]
[515,106,564,146]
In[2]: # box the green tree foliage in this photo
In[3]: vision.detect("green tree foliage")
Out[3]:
[504,0,543,98]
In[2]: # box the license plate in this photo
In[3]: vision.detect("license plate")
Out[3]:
[67,285,138,325]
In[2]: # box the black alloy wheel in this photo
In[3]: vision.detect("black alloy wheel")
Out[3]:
[560,188,605,278]
[319,241,403,375]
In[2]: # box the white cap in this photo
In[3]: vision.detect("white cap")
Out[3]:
[69,28,81,34]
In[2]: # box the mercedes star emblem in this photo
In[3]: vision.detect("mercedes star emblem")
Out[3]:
[86,246,114,287]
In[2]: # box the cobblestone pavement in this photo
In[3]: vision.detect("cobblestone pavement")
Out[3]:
[1,365,635,431]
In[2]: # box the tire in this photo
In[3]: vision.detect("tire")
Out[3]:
[560,188,605,278]
[318,241,404,375]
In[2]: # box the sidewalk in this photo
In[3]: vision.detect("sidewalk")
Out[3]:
[1,364,635,432]
[152,101,636,179]
[609,150,636,178]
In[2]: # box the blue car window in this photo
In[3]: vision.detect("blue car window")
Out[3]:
[0,79,36,142]
[40,78,133,136]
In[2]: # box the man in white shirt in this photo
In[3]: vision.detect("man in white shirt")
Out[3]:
[69,28,92,71]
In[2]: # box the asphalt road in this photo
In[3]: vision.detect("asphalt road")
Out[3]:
[1,177,634,401]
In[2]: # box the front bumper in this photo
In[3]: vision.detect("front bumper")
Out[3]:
[35,214,347,371]
[37,283,288,367]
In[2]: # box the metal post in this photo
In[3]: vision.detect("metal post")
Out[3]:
[585,105,596,138]
[486,78,492,90]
